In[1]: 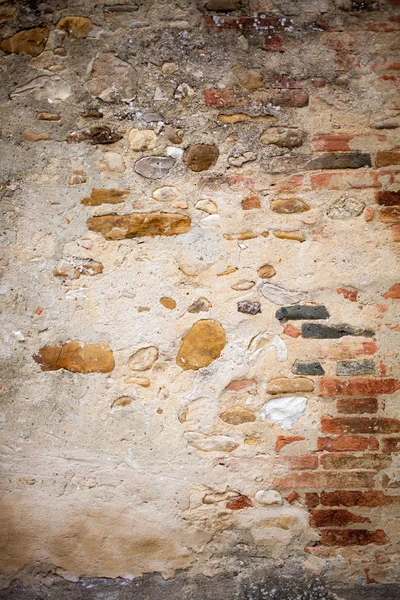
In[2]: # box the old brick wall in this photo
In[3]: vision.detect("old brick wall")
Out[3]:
[0,0,400,595]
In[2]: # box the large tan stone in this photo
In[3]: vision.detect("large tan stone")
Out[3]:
[219,406,256,425]
[266,377,315,394]
[270,199,310,214]
[33,341,115,373]
[87,213,191,240]
[176,319,226,370]
[56,17,92,38]
[81,189,130,206]
[0,27,48,57]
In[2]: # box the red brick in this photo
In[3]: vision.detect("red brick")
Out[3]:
[318,378,400,397]
[365,207,375,222]
[241,193,261,210]
[264,34,284,52]
[203,15,288,31]
[287,454,318,470]
[380,206,400,223]
[320,453,391,470]
[275,435,305,453]
[321,490,400,507]
[274,470,375,489]
[356,342,378,356]
[376,151,400,168]
[283,324,301,338]
[317,436,379,452]
[305,492,319,508]
[391,225,400,242]
[375,191,400,206]
[383,283,400,299]
[204,89,309,108]
[310,509,371,527]
[320,529,389,546]
[310,169,400,191]
[321,416,400,435]
[224,378,257,393]
[286,491,299,504]
[311,134,353,152]
[337,397,378,414]
[382,437,400,452]
[226,495,252,510]
[337,287,358,302]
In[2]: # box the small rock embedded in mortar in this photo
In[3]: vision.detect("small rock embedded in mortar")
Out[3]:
[135,156,176,179]
[276,305,330,323]
[87,213,191,240]
[128,346,159,371]
[219,406,256,425]
[188,297,212,313]
[238,300,261,315]
[255,490,283,506]
[260,283,307,305]
[183,144,219,172]
[260,396,307,430]
[292,360,325,376]
[176,319,226,370]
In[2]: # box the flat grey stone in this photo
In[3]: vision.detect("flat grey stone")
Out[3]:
[134,156,176,179]
[301,323,375,339]
[276,305,329,323]
[292,360,325,376]
[336,360,376,376]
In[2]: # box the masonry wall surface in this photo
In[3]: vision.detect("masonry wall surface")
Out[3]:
[0,0,400,598]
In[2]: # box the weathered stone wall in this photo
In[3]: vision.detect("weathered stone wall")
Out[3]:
[1,0,400,596]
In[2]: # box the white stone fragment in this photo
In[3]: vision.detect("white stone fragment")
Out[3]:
[255,490,283,505]
[199,214,220,229]
[260,396,307,430]
[13,331,25,341]
[11,76,71,102]
[195,198,218,214]
[248,332,287,362]
[260,282,307,305]
[166,146,184,160]
[128,346,159,371]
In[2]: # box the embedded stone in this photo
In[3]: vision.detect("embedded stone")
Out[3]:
[336,360,376,376]
[383,283,400,299]
[206,0,241,9]
[301,323,375,339]
[36,112,61,121]
[101,152,126,173]
[128,346,159,371]
[226,495,252,510]
[176,319,226,370]
[217,266,238,276]
[188,297,212,313]
[90,126,123,145]
[124,376,150,387]
[260,283,307,305]
[184,432,238,452]
[135,156,176,179]
[327,198,365,219]
[233,67,263,89]
[183,144,219,172]
[266,377,315,394]
[56,16,92,37]
[128,128,158,151]
[87,53,136,102]
[152,186,179,202]
[238,300,261,315]
[260,128,306,149]
[80,109,103,118]
[219,406,256,425]
[160,297,176,309]
[33,341,114,373]
[81,188,130,206]
[218,114,276,124]
[276,305,330,323]
[87,212,191,240]
[273,230,306,242]
[11,76,71,102]
[292,360,325,376]
[195,198,218,214]
[53,259,103,279]
[231,280,255,291]
[260,396,307,430]
[224,232,259,240]
[379,206,400,224]
[270,198,310,214]
[248,333,287,362]
[269,153,372,173]
[225,379,257,393]
[111,396,133,408]
[255,490,283,505]
[21,130,52,142]
[258,264,276,279]
[0,27,48,57]
[228,151,257,167]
